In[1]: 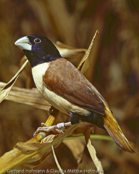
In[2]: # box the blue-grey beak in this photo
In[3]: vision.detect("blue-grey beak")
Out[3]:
[15,36,31,51]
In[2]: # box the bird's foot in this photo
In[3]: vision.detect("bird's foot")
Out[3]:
[33,122,72,136]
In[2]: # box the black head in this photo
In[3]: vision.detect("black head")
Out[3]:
[15,34,62,67]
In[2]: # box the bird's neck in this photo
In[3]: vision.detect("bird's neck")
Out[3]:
[24,50,62,67]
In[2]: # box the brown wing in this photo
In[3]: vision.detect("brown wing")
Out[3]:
[43,58,105,115]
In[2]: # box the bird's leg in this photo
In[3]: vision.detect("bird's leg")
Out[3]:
[69,112,80,124]
[33,122,72,136]
[33,112,79,136]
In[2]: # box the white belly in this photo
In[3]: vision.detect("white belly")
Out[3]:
[32,63,90,116]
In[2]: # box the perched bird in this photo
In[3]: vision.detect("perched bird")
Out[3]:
[15,34,134,153]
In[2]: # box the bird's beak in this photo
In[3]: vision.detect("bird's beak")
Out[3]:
[14,36,31,51]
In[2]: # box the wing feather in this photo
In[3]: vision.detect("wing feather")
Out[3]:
[43,59,105,115]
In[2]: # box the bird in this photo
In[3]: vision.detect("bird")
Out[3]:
[15,34,134,153]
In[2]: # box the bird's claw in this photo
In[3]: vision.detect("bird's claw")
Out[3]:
[33,122,72,136]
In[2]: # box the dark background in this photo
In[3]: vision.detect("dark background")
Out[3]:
[0,0,139,173]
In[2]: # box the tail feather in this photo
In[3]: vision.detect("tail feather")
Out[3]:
[103,107,135,153]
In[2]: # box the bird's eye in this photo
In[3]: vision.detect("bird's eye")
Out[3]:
[34,38,41,44]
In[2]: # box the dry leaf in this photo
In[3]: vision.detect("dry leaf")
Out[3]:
[63,139,84,165]
[51,145,64,174]
[56,41,86,68]
[85,128,104,174]
[78,30,99,74]
[0,59,28,103]
[0,82,50,111]
[0,124,78,172]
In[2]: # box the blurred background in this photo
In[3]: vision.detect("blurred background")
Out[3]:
[0,0,139,173]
